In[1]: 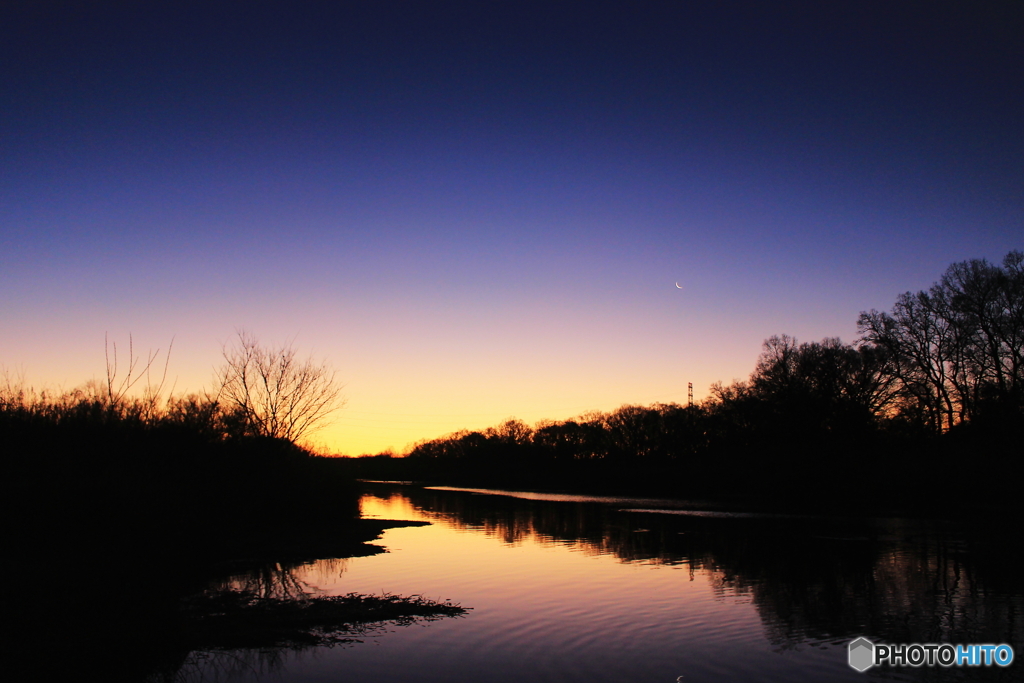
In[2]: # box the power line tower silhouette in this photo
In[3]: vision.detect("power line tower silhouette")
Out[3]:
[688,382,693,408]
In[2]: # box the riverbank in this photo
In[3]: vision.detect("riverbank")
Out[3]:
[0,405,459,682]
[339,430,1023,521]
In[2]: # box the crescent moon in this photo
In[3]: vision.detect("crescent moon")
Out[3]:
[675,282,683,289]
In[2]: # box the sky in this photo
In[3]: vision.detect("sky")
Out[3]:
[2,1,1022,454]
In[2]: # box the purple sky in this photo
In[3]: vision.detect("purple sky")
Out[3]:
[3,2,1022,454]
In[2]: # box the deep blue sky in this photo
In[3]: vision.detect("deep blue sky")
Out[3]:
[3,1,1022,453]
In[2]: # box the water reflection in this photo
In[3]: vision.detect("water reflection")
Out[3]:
[212,558,350,600]
[165,648,298,683]
[382,484,1022,679]
[191,485,1019,682]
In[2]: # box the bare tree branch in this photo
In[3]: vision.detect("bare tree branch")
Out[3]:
[216,331,345,443]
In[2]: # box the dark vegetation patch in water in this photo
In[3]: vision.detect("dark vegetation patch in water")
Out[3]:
[181,589,468,651]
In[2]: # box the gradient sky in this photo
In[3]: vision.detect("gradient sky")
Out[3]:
[3,1,1022,454]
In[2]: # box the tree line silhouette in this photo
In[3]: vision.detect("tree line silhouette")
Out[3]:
[354,251,1023,511]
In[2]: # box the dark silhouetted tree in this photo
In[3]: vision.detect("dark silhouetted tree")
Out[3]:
[216,331,345,443]
[748,335,898,431]
[858,250,1024,431]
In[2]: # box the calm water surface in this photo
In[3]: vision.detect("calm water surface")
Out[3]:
[186,484,1021,682]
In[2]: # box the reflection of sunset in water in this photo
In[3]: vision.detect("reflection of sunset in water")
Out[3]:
[360,492,431,522]
[285,489,864,682]
[198,485,1019,682]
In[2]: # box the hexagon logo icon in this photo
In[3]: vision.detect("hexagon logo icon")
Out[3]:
[848,637,875,672]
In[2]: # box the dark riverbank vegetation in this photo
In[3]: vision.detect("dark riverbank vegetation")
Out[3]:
[349,251,1023,515]
[182,588,467,651]
[1,333,458,681]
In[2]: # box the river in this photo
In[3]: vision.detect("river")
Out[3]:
[179,483,1021,682]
